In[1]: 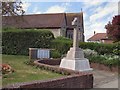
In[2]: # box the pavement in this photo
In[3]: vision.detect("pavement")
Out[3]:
[92,69,119,88]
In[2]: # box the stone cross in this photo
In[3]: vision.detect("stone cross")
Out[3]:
[60,17,93,72]
[72,17,80,49]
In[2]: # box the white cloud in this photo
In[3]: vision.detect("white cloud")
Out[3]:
[45,5,67,13]
[90,2,118,22]
[45,2,70,13]
[32,7,42,14]
[33,7,38,12]
[61,2,71,7]
[85,1,102,6]
[83,2,118,41]
[83,1,103,10]
[34,11,41,14]
[29,2,70,14]
[21,2,31,12]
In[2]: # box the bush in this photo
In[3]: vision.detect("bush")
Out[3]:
[100,54,120,67]
[87,54,120,67]
[113,41,120,55]
[2,28,54,55]
[51,37,72,55]
[79,42,116,55]
[50,50,61,58]
[83,49,98,57]
[88,55,105,64]
[51,37,118,58]
[101,59,119,67]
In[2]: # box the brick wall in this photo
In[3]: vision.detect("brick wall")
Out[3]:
[3,74,93,89]
[20,74,93,88]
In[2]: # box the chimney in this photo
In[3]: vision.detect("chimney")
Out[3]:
[94,31,96,35]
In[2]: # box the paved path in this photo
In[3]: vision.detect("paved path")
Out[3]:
[92,69,119,88]
[96,79,118,88]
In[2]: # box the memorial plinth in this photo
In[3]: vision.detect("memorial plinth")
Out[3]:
[60,17,93,72]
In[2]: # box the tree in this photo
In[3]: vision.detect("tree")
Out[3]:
[1,0,25,16]
[105,15,120,42]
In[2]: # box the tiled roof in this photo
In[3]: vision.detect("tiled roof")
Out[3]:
[2,12,83,29]
[2,13,65,29]
[87,33,107,41]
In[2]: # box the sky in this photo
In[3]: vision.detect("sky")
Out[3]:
[21,0,119,41]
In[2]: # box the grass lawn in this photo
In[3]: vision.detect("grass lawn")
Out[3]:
[2,55,64,87]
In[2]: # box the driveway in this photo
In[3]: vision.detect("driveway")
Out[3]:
[92,69,119,88]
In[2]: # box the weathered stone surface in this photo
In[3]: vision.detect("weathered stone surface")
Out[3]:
[60,58,93,72]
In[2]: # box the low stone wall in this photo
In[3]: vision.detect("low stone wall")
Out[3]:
[3,74,93,89]
[35,60,89,75]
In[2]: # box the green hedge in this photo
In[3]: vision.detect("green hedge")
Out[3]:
[51,37,72,55]
[51,37,119,56]
[3,28,119,57]
[2,29,54,55]
[79,42,118,55]
[50,50,61,58]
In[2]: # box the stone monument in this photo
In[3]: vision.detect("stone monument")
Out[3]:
[60,17,93,72]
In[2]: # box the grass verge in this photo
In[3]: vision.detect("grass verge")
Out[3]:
[2,55,63,87]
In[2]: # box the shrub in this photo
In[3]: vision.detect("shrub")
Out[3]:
[101,59,119,67]
[83,49,98,57]
[113,41,120,55]
[79,42,98,50]
[51,37,72,55]
[100,54,120,67]
[79,42,116,55]
[87,54,120,67]
[88,55,106,64]
[2,28,54,55]
[51,37,117,58]
[50,50,61,58]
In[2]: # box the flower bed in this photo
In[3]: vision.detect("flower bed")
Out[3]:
[0,64,14,75]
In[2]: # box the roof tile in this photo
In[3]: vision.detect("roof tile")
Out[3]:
[87,33,107,41]
[2,13,83,29]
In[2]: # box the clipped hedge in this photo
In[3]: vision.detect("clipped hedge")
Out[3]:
[2,28,54,55]
[51,37,119,57]
[79,42,118,55]
[3,28,119,57]
[51,37,72,55]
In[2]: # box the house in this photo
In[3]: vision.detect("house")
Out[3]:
[2,12,84,42]
[87,33,113,44]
